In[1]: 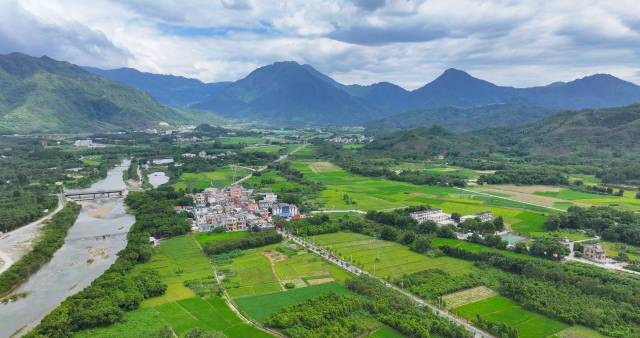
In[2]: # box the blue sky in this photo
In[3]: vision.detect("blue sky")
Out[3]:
[0,0,639,89]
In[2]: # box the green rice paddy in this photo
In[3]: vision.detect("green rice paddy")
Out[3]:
[309,232,476,279]
[292,161,549,234]
[235,282,350,322]
[454,295,568,338]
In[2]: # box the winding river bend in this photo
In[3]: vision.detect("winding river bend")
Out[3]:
[0,160,135,337]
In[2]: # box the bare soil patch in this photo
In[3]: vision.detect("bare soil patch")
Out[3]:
[307,277,335,285]
[309,161,339,173]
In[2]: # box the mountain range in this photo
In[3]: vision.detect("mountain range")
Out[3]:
[0,53,193,133]
[89,61,640,128]
[363,103,640,160]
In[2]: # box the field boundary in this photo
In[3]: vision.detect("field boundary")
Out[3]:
[455,187,564,212]
[191,235,284,338]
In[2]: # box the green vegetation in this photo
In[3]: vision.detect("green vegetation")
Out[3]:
[546,206,640,246]
[266,275,469,338]
[0,52,191,133]
[310,232,475,278]
[216,244,282,299]
[175,166,251,190]
[292,161,550,231]
[454,295,567,338]
[235,282,350,322]
[29,188,191,337]
[195,231,250,247]
[203,230,282,255]
[0,203,80,295]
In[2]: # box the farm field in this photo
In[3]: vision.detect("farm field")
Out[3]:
[292,161,549,234]
[74,296,273,338]
[454,295,568,338]
[309,232,476,278]
[441,286,496,308]
[79,155,101,166]
[392,162,487,180]
[74,235,272,338]
[174,165,251,190]
[215,239,350,299]
[243,170,305,192]
[472,184,640,212]
[241,144,284,154]
[235,282,350,322]
[136,235,212,307]
[217,136,267,145]
[195,231,250,247]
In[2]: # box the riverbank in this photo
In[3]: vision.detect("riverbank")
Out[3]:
[0,203,81,297]
[0,160,135,337]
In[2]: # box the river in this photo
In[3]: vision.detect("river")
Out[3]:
[0,160,136,337]
[147,171,169,188]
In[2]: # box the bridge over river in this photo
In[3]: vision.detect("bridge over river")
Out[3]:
[64,189,125,201]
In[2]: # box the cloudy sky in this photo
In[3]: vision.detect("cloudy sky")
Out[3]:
[1,0,639,89]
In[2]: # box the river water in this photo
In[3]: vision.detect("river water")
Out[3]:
[0,160,135,337]
[148,171,169,188]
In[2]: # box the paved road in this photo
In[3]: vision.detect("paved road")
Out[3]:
[281,230,494,338]
[0,193,66,274]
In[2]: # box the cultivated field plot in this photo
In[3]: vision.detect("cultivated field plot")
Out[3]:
[217,136,267,145]
[174,165,251,190]
[243,170,305,192]
[473,184,640,212]
[241,144,284,154]
[235,282,350,322]
[442,286,496,308]
[454,295,568,338]
[217,240,351,299]
[310,232,476,278]
[136,235,213,307]
[195,231,250,247]
[74,236,272,338]
[217,244,283,299]
[292,161,549,232]
[74,297,273,338]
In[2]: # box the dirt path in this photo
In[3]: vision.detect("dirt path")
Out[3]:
[263,252,286,291]
[454,187,564,212]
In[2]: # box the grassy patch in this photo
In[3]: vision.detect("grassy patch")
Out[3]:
[195,231,250,247]
[136,235,213,307]
[175,166,250,190]
[454,295,568,338]
[555,325,607,338]
[235,282,350,322]
[79,155,101,166]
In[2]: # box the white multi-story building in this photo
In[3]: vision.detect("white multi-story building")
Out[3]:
[409,209,455,225]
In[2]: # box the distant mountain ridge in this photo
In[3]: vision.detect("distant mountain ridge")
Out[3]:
[54,58,640,129]
[0,53,188,133]
[84,66,230,108]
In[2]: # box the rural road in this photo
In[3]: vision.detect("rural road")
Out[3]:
[281,230,495,338]
[0,193,66,274]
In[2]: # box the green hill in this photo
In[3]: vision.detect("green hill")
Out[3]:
[363,104,640,160]
[0,53,188,133]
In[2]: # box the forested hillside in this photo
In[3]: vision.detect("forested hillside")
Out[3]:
[0,53,187,133]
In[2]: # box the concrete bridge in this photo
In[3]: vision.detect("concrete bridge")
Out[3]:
[64,189,125,201]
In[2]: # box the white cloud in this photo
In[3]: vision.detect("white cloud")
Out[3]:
[0,0,638,88]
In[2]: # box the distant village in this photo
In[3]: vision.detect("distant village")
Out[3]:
[177,185,300,233]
